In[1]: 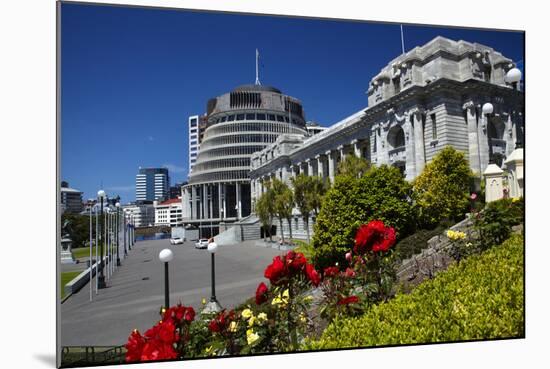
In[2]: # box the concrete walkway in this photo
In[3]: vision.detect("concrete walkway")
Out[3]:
[60,239,280,346]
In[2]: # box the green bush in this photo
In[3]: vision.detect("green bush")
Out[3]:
[311,165,414,270]
[475,197,524,250]
[413,146,473,228]
[305,233,524,349]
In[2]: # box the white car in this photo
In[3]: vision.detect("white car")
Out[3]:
[195,238,209,249]
[170,237,184,245]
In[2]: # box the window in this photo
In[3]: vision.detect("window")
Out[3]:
[246,113,255,120]
[190,140,197,145]
[373,130,377,153]
[190,119,197,127]
[276,115,285,122]
[268,114,276,121]
[284,116,289,123]
[227,115,235,121]
[220,116,227,122]
[236,114,245,121]
[256,113,266,120]
[431,113,437,140]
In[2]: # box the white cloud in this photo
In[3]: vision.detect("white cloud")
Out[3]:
[147,136,154,141]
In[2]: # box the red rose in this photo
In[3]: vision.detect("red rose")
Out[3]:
[158,320,176,344]
[337,295,359,305]
[344,267,356,278]
[306,263,321,286]
[140,340,178,361]
[255,282,269,305]
[208,319,220,333]
[323,266,340,278]
[264,255,286,284]
[183,307,195,322]
[354,220,396,254]
[125,330,145,362]
[287,251,307,273]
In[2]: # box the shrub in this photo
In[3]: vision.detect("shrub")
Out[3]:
[474,197,524,250]
[312,165,414,271]
[305,233,524,349]
[413,146,473,228]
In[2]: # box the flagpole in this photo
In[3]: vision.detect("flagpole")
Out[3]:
[89,207,93,301]
[400,24,405,54]
[95,208,98,294]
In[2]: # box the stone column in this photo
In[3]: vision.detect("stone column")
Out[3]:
[412,109,426,175]
[327,150,335,183]
[352,139,361,158]
[462,101,481,175]
[218,183,222,219]
[316,154,324,179]
[307,159,314,177]
[479,107,490,173]
[337,145,345,162]
[282,165,290,185]
[236,182,242,219]
[222,183,227,218]
[503,148,523,199]
[404,116,416,181]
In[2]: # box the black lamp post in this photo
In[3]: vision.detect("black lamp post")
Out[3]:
[158,249,174,309]
[482,102,495,165]
[202,241,222,314]
[123,212,128,257]
[505,67,523,149]
[97,190,107,289]
[116,202,121,266]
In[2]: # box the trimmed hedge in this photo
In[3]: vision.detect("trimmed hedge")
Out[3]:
[305,233,524,349]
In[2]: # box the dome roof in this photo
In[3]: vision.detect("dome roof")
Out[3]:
[232,84,282,94]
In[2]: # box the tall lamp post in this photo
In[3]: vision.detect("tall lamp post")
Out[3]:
[482,102,495,164]
[116,202,121,266]
[97,190,107,289]
[505,67,523,148]
[202,240,222,314]
[123,212,128,257]
[159,249,174,309]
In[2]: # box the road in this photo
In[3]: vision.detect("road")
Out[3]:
[60,238,281,346]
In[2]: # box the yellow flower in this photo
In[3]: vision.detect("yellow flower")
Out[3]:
[447,230,466,241]
[204,346,214,356]
[299,313,307,323]
[271,290,289,307]
[229,321,238,332]
[248,316,256,327]
[201,298,207,305]
[304,295,313,303]
[246,329,260,345]
[512,197,520,203]
[257,312,268,323]
[241,308,253,320]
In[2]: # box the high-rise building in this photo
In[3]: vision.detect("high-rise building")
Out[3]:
[60,181,83,214]
[169,181,187,199]
[188,114,208,174]
[135,167,170,202]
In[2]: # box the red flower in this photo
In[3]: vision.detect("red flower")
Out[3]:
[345,251,352,262]
[323,266,340,278]
[286,251,307,273]
[140,340,178,361]
[125,330,145,362]
[183,307,195,322]
[264,255,287,284]
[470,193,478,201]
[337,295,359,305]
[157,320,177,344]
[344,267,356,278]
[354,220,396,254]
[255,282,269,305]
[306,263,321,286]
[208,310,234,334]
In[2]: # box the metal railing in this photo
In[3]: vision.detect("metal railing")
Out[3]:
[61,345,125,367]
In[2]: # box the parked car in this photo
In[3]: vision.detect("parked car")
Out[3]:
[195,238,209,249]
[170,237,184,245]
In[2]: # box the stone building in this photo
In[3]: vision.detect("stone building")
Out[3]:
[249,36,524,239]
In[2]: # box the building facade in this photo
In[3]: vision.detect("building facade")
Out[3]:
[181,83,309,237]
[135,167,170,202]
[60,182,83,214]
[249,37,524,238]
[154,198,183,227]
[123,203,155,228]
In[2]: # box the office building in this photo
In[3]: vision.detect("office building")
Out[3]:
[135,167,170,202]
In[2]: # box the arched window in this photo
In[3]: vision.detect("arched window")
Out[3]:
[387,125,405,149]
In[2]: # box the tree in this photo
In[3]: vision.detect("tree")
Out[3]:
[412,146,473,228]
[308,176,328,218]
[312,165,414,270]
[272,179,294,243]
[336,154,371,178]
[256,180,276,242]
[61,213,96,248]
[292,174,314,243]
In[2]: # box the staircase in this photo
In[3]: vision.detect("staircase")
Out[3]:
[214,214,261,245]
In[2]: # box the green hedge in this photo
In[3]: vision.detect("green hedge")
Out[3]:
[305,233,524,349]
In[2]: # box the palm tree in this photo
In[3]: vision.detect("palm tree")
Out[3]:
[308,176,328,218]
[272,179,294,244]
[256,180,275,242]
[291,174,313,243]
[336,155,370,178]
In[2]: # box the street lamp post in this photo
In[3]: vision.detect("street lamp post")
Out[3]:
[482,102,495,164]
[202,240,222,314]
[158,248,174,309]
[97,190,106,289]
[505,67,523,148]
[116,202,121,266]
[123,213,128,257]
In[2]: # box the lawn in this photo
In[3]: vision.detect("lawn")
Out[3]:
[72,246,98,259]
[60,271,82,299]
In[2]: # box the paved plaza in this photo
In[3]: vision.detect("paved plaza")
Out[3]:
[60,238,281,346]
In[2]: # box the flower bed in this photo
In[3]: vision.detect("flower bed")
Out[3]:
[304,233,524,349]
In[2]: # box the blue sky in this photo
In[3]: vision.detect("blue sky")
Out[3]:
[60,3,524,203]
